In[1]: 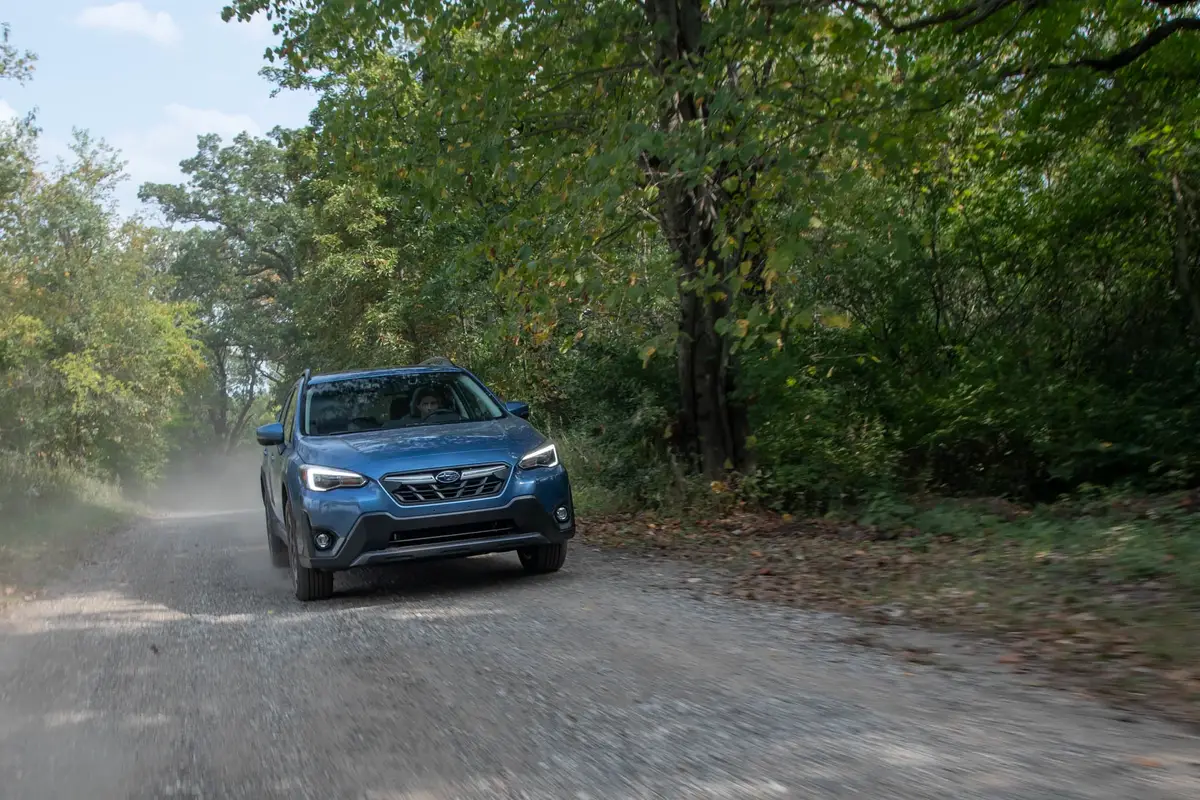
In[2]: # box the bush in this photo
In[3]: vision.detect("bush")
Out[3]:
[736,346,900,513]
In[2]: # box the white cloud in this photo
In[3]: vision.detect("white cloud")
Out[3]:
[116,104,262,189]
[75,3,182,47]
[0,99,16,123]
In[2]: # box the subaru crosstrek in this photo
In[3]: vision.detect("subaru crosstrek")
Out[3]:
[256,359,575,601]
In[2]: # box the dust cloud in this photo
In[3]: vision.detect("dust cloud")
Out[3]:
[141,451,264,518]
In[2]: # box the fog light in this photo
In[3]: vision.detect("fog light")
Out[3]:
[313,532,334,550]
[554,505,571,523]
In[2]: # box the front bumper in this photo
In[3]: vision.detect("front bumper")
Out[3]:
[294,495,575,570]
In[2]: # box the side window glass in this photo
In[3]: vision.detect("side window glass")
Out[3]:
[282,383,300,444]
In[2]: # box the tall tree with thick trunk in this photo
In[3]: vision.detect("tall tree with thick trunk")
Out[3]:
[224,0,887,475]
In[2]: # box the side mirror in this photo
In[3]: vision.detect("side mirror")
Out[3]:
[256,421,285,446]
[505,401,530,420]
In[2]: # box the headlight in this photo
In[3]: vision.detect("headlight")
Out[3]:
[519,443,559,469]
[300,465,369,492]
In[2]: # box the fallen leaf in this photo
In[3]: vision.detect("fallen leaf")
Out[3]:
[758,567,772,576]
[1131,757,1164,769]
[997,653,1024,664]
[751,550,763,558]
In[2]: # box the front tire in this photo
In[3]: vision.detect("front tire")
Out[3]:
[285,502,334,602]
[518,542,567,574]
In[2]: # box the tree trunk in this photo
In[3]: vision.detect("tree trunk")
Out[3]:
[224,353,261,455]
[676,280,748,477]
[643,0,751,478]
[665,182,748,477]
[208,346,230,447]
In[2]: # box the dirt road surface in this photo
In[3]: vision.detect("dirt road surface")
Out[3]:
[1,469,1198,799]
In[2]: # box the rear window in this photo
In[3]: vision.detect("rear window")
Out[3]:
[302,371,504,436]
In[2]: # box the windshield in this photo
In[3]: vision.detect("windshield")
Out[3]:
[302,371,505,436]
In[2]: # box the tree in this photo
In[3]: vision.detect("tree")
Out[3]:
[140,131,309,297]
[845,0,1200,331]
[164,228,276,452]
[141,132,311,451]
[223,0,892,476]
[0,129,202,482]
[201,1,1200,501]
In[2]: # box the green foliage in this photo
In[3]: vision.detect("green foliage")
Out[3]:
[0,1,1142,516]
[521,337,684,508]
[1,119,203,484]
[198,0,1200,510]
[0,22,34,84]
[737,347,900,513]
[771,80,1200,497]
[224,0,907,474]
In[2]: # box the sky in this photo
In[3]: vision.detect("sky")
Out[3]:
[1,1,316,219]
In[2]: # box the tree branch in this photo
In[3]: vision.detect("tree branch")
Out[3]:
[838,0,1003,33]
[238,263,278,278]
[847,0,1199,74]
[1052,17,1200,72]
[528,63,645,100]
[589,215,642,250]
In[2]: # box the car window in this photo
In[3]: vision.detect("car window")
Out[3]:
[303,371,503,436]
[282,382,300,444]
[277,392,290,423]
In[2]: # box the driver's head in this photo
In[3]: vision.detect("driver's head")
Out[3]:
[413,386,441,419]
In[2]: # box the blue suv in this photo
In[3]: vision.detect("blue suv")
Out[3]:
[256,358,575,601]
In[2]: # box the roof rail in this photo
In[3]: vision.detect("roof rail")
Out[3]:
[419,356,455,367]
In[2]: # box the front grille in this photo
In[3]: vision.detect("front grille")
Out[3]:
[387,518,517,546]
[382,464,510,505]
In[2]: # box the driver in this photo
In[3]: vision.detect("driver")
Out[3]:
[411,385,445,420]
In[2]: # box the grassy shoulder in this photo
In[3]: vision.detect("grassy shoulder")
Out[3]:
[580,489,1200,727]
[0,454,137,608]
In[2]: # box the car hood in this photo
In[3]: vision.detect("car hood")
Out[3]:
[295,417,546,477]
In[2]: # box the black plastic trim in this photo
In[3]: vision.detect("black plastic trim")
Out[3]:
[300,495,574,571]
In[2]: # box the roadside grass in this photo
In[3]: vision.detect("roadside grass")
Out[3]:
[581,489,1200,726]
[0,452,137,607]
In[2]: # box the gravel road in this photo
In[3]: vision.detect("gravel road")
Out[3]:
[1,478,1198,799]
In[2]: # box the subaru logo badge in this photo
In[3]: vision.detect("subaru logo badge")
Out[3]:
[435,470,461,484]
